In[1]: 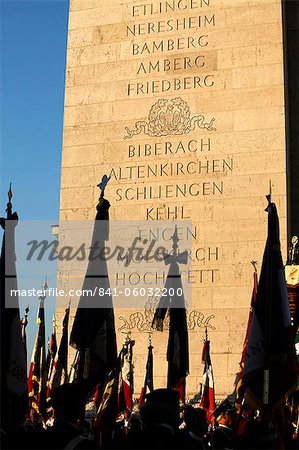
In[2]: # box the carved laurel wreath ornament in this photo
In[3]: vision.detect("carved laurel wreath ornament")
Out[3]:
[117,296,216,333]
[124,97,216,139]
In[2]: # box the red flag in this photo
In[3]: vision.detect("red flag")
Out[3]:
[236,267,258,398]
[199,332,215,419]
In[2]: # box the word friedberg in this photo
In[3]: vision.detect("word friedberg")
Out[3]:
[127,75,214,96]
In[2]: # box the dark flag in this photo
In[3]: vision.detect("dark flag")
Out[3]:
[70,178,117,392]
[21,306,30,370]
[236,264,258,398]
[242,199,297,407]
[152,226,189,403]
[47,305,69,396]
[199,329,215,420]
[28,281,47,427]
[138,340,154,408]
[0,185,28,432]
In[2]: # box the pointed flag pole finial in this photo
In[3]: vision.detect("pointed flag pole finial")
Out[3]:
[171,225,179,256]
[251,260,258,273]
[43,276,48,291]
[39,277,48,305]
[97,175,111,198]
[205,326,208,342]
[266,179,272,204]
[6,182,13,218]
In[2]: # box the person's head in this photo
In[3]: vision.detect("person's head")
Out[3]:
[50,383,84,425]
[140,389,180,431]
[184,406,208,437]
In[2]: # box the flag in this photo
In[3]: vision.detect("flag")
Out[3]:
[46,316,57,396]
[120,338,135,416]
[28,282,47,425]
[199,332,215,418]
[69,350,80,384]
[21,306,30,370]
[47,306,69,399]
[93,362,122,447]
[138,342,154,408]
[152,226,189,403]
[0,186,28,432]
[236,267,258,398]
[70,190,117,392]
[242,199,297,406]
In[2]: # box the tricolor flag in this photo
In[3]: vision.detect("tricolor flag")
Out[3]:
[28,282,47,425]
[120,337,135,416]
[236,266,258,398]
[242,199,297,406]
[0,186,28,432]
[138,342,154,408]
[199,330,215,419]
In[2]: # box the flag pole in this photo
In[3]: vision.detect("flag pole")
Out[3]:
[6,182,13,218]
[263,181,273,409]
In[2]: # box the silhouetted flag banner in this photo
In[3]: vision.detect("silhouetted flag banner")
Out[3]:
[70,190,117,392]
[138,342,154,408]
[0,186,27,432]
[242,200,296,406]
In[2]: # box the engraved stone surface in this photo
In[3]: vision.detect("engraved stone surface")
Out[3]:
[58,0,288,399]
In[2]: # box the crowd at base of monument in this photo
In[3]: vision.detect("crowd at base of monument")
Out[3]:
[3,384,299,450]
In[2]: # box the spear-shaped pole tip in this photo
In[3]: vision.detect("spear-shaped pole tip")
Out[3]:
[251,260,258,273]
[97,175,111,198]
[8,183,13,199]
